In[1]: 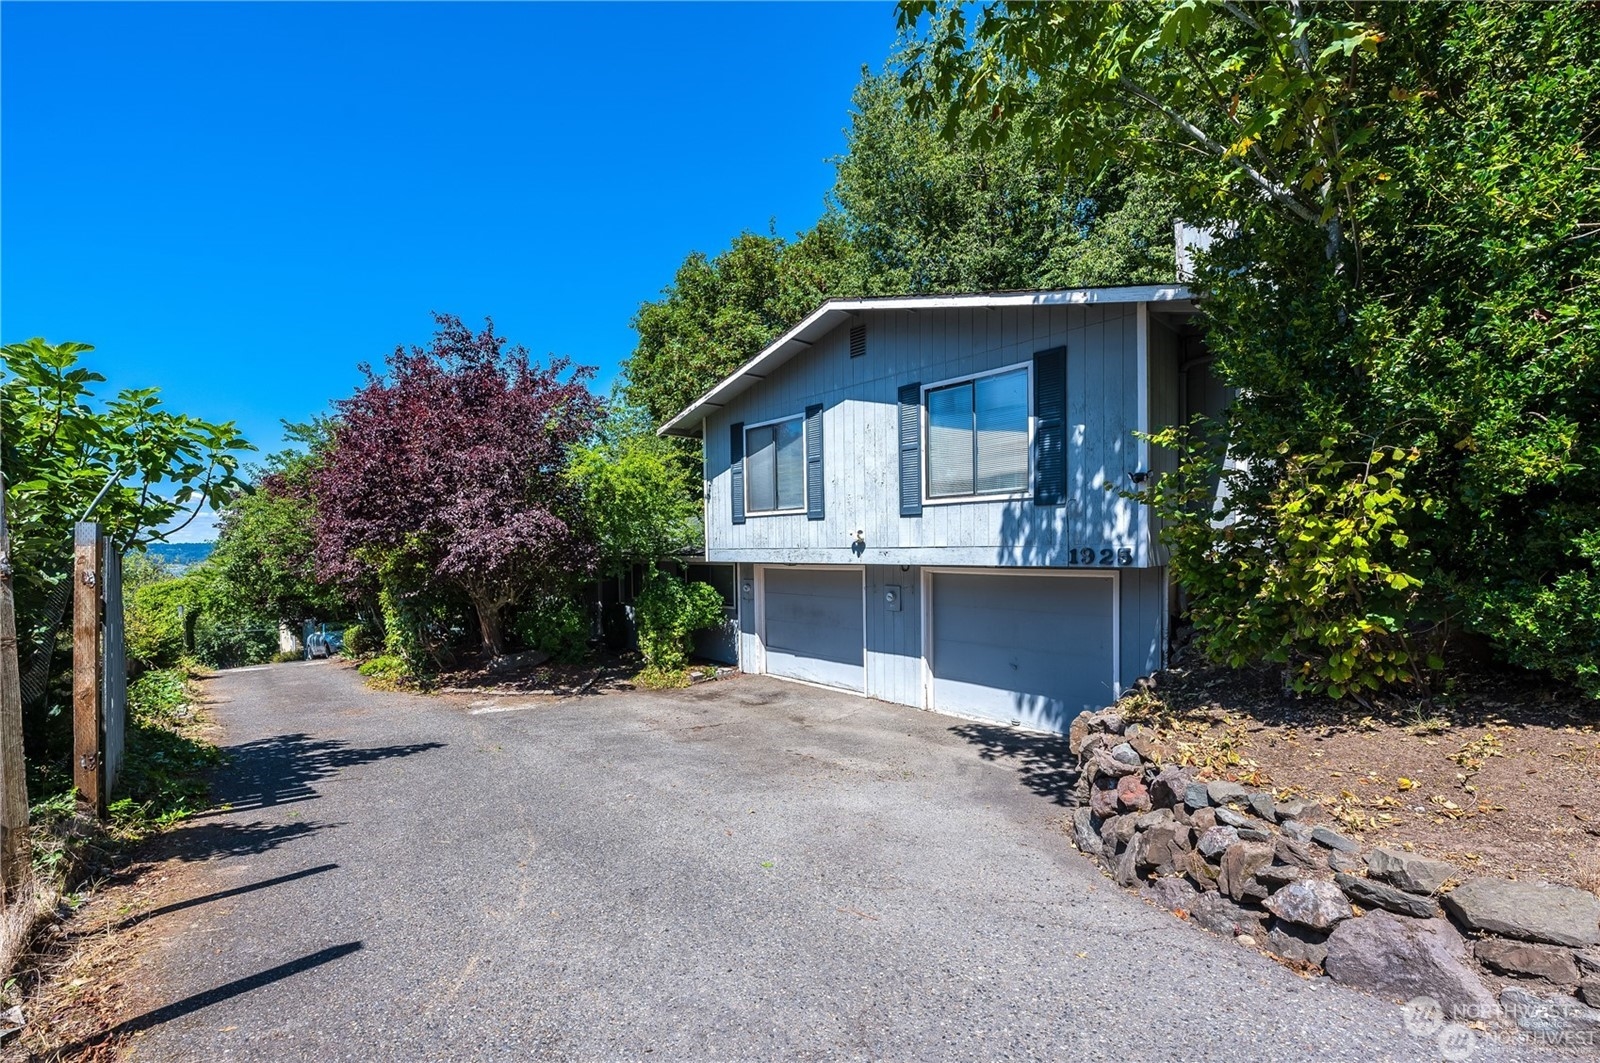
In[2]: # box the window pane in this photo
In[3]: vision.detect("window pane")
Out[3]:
[975,368,1029,493]
[926,383,975,498]
[774,417,806,510]
[745,426,777,512]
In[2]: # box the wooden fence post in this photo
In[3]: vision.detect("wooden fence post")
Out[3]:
[73,522,105,818]
[0,478,29,898]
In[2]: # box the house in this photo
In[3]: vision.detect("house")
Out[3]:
[658,286,1226,734]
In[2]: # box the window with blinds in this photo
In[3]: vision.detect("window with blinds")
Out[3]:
[744,416,806,513]
[925,366,1030,499]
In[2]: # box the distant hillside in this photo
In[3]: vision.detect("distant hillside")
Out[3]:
[146,542,214,568]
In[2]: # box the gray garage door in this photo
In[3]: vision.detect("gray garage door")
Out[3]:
[930,571,1115,732]
[763,567,864,691]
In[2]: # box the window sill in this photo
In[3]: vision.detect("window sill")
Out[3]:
[921,491,1032,507]
[743,508,808,518]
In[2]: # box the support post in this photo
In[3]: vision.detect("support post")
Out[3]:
[0,479,29,897]
[73,522,105,818]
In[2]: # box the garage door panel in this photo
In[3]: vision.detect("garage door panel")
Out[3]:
[930,572,1114,732]
[763,569,864,691]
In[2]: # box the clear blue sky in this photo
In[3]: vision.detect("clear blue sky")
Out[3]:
[2,1,901,525]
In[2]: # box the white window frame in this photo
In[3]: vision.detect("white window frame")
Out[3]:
[743,413,808,517]
[920,361,1034,506]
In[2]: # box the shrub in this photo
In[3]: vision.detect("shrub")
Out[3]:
[342,620,376,658]
[1141,429,1437,698]
[357,654,410,687]
[634,570,726,672]
[193,614,277,670]
[633,664,691,690]
[512,594,589,664]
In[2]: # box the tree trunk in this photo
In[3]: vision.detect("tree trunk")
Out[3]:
[472,594,506,658]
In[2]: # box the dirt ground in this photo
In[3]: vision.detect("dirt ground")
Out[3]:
[1135,663,1600,893]
[1,842,204,1062]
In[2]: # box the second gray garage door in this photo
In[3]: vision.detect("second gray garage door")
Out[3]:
[929,571,1115,732]
[762,567,865,691]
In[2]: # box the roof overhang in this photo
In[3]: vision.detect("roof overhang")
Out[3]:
[657,285,1195,437]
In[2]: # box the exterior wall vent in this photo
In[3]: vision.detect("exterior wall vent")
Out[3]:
[849,324,867,358]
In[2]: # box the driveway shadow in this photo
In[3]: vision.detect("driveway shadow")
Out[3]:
[947,723,1081,805]
[209,733,446,813]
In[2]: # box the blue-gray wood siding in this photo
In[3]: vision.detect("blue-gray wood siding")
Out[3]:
[704,303,1156,568]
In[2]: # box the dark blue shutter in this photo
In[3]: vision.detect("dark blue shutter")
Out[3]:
[1033,346,1067,506]
[898,383,922,517]
[729,422,745,525]
[804,403,824,521]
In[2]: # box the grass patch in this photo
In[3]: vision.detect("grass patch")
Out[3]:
[633,665,690,690]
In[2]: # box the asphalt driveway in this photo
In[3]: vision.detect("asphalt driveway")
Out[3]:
[116,661,1502,1062]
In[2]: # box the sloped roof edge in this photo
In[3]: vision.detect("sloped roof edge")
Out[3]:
[657,285,1193,437]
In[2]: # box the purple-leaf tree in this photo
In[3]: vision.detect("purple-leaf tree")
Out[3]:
[314,314,601,657]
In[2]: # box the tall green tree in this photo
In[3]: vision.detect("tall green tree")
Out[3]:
[209,419,342,625]
[901,1,1600,695]
[566,401,701,577]
[625,223,861,427]
[1,338,252,746]
[624,57,1178,431]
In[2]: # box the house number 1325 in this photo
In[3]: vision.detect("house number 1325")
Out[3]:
[1071,547,1133,566]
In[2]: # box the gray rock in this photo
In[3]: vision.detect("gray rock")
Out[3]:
[1112,835,1141,887]
[1071,808,1103,857]
[1247,791,1278,823]
[1188,807,1217,832]
[1137,823,1193,878]
[1219,842,1275,903]
[1088,778,1120,818]
[1365,848,1456,895]
[1142,875,1199,913]
[1264,879,1354,930]
[1273,836,1325,871]
[1134,808,1175,831]
[1327,850,1364,874]
[1149,766,1192,810]
[1213,806,1250,829]
[1325,910,1501,1022]
[1443,878,1600,948]
[1275,799,1313,821]
[1499,985,1600,1038]
[1068,711,1093,756]
[1279,820,1313,843]
[1190,891,1266,939]
[1475,939,1582,985]
[1237,827,1273,843]
[1206,780,1250,807]
[1100,813,1137,850]
[1579,948,1600,974]
[1087,748,1141,781]
[1310,825,1360,853]
[1265,921,1331,966]
[1196,826,1241,860]
[1092,710,1126,735]
[1110,742,1142,766]
[1334,873,1441,919]
[1254,864,1305,891]
[1216,806,1254,832]
[1183,782,1212,810]
[1079,732,1111,762]
[1185,848,1221,893]
[1581,974,1600,1009]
